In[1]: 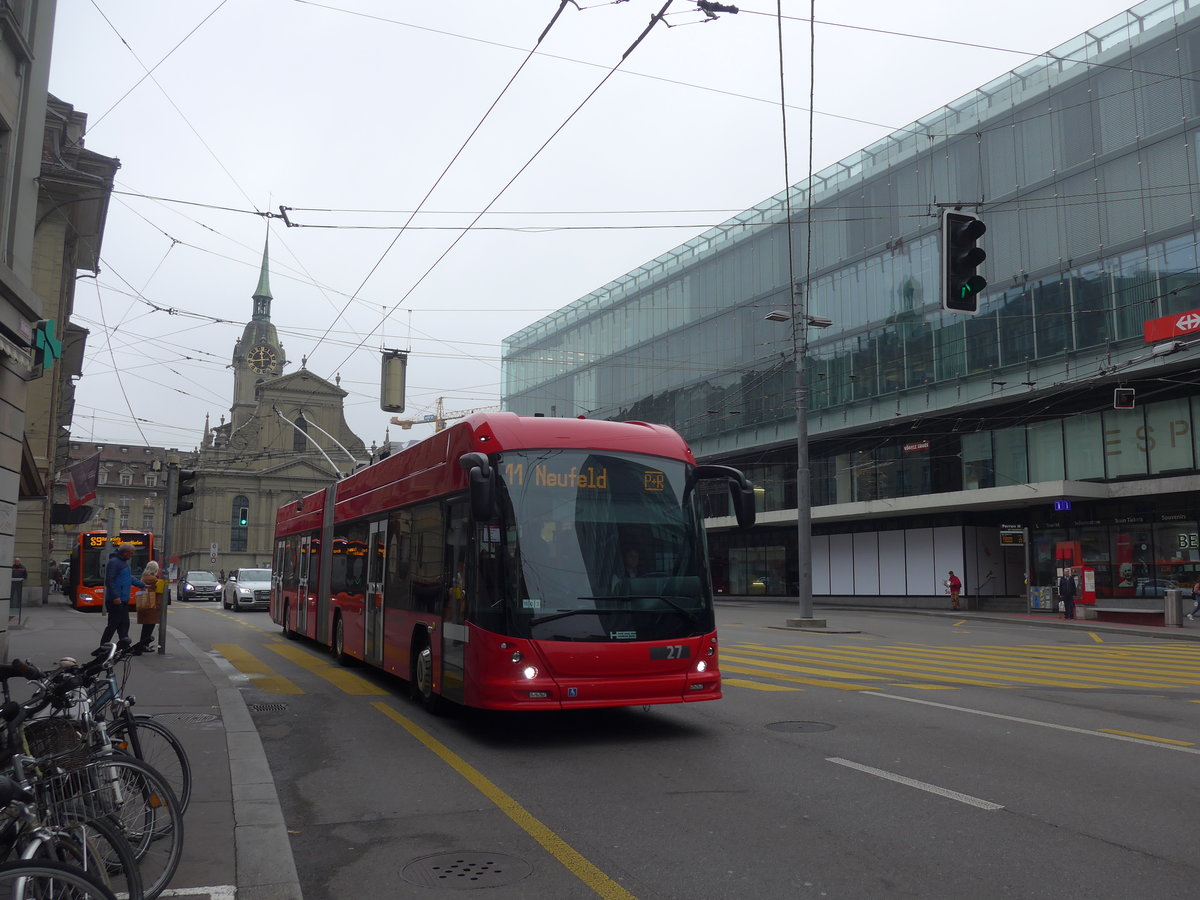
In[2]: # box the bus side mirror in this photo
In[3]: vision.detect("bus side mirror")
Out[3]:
[459,452,496,522]
[692,464,756,529]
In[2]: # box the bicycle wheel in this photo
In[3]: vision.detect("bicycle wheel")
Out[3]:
[68,758,183,900]
[105,715,191,815]
[18,819,144,900]
[0,858,118,899]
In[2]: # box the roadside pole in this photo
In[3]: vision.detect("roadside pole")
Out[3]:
[158,462,178,654]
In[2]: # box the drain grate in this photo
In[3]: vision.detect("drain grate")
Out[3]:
[248,702,290,712]
[402,852,531,890]
[153,713,219,725]
[766,720,835,733]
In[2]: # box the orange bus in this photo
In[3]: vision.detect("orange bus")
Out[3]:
[272,412,755,711]
[66,530,154,611]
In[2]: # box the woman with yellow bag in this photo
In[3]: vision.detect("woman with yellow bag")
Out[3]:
[134,559,165,654]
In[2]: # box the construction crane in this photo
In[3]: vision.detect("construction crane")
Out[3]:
[389,397,499,432]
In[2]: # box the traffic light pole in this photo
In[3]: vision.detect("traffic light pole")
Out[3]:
[158,464,178,655]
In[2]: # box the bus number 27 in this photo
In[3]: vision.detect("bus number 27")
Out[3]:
[650,645,690,660]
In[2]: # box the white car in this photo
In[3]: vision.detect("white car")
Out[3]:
[222,568,272,611]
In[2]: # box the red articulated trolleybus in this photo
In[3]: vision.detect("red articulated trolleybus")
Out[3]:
[66,529,155,611]
[271,412,755,711]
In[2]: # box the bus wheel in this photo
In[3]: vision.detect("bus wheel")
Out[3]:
[282,603,298,641]
[332,616,354,666]
[412,637,441,713]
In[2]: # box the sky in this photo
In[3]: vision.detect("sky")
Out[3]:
[48,0,1142,451]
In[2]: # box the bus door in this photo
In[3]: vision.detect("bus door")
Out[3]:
[297,535,313,634]
[271,541,285,619]
[365,520,386,667]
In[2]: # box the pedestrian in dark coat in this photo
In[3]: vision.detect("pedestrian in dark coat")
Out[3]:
[100,543,145,647]
[1058,571,1078,620]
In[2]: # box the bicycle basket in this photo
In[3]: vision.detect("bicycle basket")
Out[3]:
[21,717,89,772]
[32,760,122,827]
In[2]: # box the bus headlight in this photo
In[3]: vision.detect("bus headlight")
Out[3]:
[696,660,707,672]
[511,651,523,663]
[522,666,539,680]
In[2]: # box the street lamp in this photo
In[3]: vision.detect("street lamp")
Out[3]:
[765,303,833,626]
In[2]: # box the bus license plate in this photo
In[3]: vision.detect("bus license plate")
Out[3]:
[650,645,690,660]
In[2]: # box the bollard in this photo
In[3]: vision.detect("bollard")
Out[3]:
[1164,588,1182,627]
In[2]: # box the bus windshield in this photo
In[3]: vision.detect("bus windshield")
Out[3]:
[487,449,714,642]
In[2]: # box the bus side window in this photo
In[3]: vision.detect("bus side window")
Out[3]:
[387,508,412,610]
[411,503,444,614]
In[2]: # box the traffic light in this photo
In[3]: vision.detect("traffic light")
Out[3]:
[175,469,197,515]
[941,209,987,313]
[238,506,248,527]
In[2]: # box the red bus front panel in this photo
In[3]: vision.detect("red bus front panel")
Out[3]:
[463,626,721,711]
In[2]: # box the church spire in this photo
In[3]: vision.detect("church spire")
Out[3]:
[252,229,272,320]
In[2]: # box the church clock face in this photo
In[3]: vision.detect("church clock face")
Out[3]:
[247,344,278,374]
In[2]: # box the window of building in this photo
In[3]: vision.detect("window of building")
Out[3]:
[293,415,308,452]
[144,474,157,487]
[142,513,155,532]
[119,496,130,509]
[98,470,108,485]
[119,472,132,486]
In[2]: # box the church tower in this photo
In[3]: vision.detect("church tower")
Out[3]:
[230,233,285,433]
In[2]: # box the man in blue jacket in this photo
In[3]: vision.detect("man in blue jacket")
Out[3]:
[100,543,145,647]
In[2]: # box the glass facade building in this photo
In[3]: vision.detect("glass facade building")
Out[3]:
[501,0,1200,608]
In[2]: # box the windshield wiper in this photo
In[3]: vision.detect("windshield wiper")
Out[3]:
[607,595,699,627]
[529,606,602,626]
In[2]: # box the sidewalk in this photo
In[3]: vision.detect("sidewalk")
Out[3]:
[4,599,303,900]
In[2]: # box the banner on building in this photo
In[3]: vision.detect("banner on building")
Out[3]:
[66,451,101,509]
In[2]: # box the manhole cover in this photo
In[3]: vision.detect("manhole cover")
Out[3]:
[766,721,835,733]
[153,713,219,724]
[249,702,290,712]
[402,852,532,889]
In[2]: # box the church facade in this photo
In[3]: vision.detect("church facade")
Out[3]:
[170,236,370,577]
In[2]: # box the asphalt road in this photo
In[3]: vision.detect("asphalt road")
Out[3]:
[171,599,1200,899]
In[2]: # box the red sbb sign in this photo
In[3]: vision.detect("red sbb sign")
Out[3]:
[1144,308,1200,342]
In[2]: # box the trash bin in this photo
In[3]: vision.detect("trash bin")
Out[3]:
[1164,588,1182,627]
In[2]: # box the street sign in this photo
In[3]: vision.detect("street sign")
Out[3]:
[1000,530,1025,546]
[1143,308,1200,342]
[1054,499,1072,512]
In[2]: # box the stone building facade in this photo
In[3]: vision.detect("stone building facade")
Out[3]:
[58,237,371,579]
[0,1,66,651]
[171,237,369,575]
[17,96,119,610]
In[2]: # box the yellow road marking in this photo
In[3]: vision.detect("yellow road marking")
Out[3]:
[732,642,1196,689]
[721,662,875,691]
[1088,632,1104,643]
[266,643,387,695]
[212,644,303,694]
[1099,729,1194,747]
[373,702,636,900]
[951,620,967,627]
[723,679,801,692]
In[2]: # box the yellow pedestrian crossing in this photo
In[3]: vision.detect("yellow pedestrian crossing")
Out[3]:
[721,641,1200,692]
[213,643,304,694]
[213,641,390,696]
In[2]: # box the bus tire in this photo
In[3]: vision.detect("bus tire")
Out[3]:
[411,634,441,713]
[332,615,354,666]
[282,603,298,640]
